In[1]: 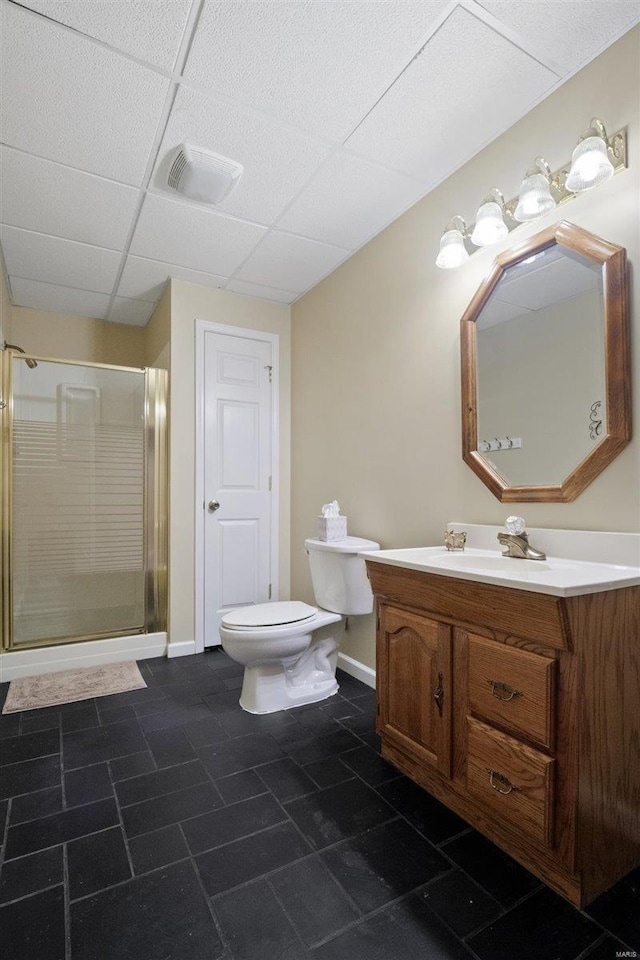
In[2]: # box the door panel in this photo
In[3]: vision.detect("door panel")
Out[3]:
[220,520,259,608]
[220,400,259,488]
[203,332,273,645]
[378,604,452,777]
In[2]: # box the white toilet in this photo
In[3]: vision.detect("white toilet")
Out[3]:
[219,536,379,714]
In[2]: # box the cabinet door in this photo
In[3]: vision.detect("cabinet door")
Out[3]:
[378,604,452,777]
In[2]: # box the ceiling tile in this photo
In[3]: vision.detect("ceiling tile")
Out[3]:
[118,255,226,302]
[1,147,139,250]
[346,6,556,182]
[130,194,266,276]
[20,0,192,70]
[108,297,156,326]
[278,151,425,248]
[1,226,121,293]
[235,232,349,293]
[1,3,170,185]
[153,86,330,224]
[183,0,451,141]
[9,277,110,319]
[225,280,297,304]
[476,0,640,73]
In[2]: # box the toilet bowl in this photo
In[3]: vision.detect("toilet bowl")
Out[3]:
[219,536,379,713]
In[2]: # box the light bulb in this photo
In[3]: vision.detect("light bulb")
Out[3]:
[566,136,614,192]
[471,201,508,247]
[513,172,556,222]
[435,229,469,269]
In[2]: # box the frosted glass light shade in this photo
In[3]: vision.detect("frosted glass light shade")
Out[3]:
[513,173,556,222]
[565,136,614,192]
[435,229,469,269]
[471,201,508,246]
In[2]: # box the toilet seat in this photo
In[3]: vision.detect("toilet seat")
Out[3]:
[222,600,318,631]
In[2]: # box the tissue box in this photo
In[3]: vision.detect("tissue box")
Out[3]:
[317,516,347,541]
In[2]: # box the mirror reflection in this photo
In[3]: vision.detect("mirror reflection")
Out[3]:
[475,244,605,487]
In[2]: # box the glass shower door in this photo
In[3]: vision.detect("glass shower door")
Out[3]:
[1,354,166,649]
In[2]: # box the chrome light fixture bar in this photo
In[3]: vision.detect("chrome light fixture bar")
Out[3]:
[435,119,626,268]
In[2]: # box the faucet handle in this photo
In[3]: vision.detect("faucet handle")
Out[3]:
[505,515,526,535]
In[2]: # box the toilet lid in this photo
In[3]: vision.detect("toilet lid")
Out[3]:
[221,601,318,629]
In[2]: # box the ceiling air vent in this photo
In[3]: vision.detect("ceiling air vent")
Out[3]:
[167,144,243,204]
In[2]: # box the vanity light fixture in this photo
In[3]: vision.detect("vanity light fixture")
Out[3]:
[513,158,557,222]
[471,189,509,246]
[565,118,619,192]
[435,118,627,268]
[435,216,470,269]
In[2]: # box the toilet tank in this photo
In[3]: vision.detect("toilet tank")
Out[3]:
[304,536,380,615]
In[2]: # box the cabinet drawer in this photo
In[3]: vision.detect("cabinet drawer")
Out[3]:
[466,717,555,848]
[468,634,555,749]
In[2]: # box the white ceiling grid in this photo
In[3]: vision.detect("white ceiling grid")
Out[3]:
[1,0,639,325]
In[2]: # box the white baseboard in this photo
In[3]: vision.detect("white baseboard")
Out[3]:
[0,632,167,682]
[167,640,196,659]
[337,652,376,689]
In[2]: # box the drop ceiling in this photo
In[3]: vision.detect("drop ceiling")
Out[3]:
[1,0,638,325]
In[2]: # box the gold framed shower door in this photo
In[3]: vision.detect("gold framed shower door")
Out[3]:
[0,351,168,651]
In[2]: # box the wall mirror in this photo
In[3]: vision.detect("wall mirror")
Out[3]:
[461,221,630,502]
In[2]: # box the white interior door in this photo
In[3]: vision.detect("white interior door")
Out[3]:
[202,330,274,646]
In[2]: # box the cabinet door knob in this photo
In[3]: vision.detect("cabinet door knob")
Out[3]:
[434,672,444,717]
[487,679,522,702]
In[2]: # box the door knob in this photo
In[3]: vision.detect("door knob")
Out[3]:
[208,500,220,512]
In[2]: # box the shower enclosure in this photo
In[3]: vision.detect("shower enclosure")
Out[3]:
[0,350,167,652]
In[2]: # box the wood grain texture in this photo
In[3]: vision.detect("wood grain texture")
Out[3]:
[372,568,640,908]
[460,220,630,503]
[379,604,452,778]
[466,717,555,848]
[567,587,640,903]
[468,633,556,749]
[366,562,572,650]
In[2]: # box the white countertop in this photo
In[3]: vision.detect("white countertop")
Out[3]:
[359,545,640,597]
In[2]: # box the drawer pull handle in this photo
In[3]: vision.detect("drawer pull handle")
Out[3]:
[434,672,444,717]
[487,769,519,795]
[487,679,522,702]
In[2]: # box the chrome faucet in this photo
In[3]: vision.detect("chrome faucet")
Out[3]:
[497,516,546,561]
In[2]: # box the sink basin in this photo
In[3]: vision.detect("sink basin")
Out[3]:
[359,546,640,597]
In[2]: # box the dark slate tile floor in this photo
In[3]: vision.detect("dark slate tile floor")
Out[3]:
[0,650,637,960]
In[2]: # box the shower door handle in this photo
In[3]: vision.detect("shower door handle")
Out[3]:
[208,500,220,512]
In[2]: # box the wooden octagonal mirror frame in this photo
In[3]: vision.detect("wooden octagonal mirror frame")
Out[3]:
[460,220,630,502]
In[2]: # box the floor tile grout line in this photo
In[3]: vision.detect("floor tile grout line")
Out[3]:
[179,821,234,960]
[62,843,71,960]
[0,797,12,872]
[264,871,315,957]
[0,879,66,910]
[269,847,365,941]
[106,755,137,883]
[305,864,456,952]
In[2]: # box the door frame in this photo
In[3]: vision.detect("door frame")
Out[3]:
[194,320,280,654]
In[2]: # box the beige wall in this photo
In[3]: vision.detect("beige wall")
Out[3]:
[168,280,291,649]
[291,28,640,669]
[8,306,147,367]
[145,285,171,368]
[0,258,10,344]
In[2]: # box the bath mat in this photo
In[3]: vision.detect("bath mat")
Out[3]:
[2,661,146,714]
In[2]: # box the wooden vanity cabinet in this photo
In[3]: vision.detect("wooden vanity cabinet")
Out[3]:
[367,561,640,908]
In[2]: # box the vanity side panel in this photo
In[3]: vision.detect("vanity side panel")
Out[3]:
[570,586,640,903]
[365,562,571,650]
